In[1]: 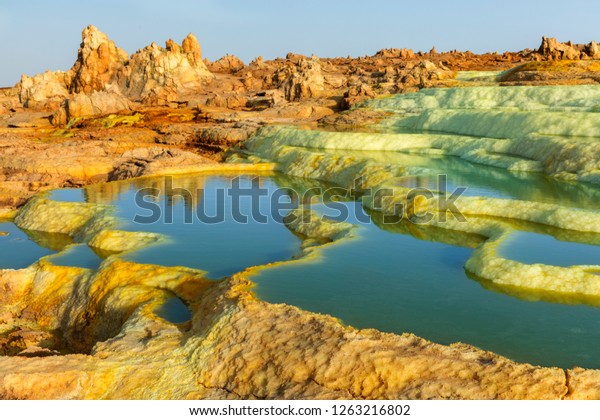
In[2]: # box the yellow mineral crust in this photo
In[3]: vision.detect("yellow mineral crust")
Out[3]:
[2,161,600,398]
[284,207,354,241]
[0,260,581,399]
[13,195,168,258]
[88,230,163,253]
[15,197,111,237]
[241,130,600,304]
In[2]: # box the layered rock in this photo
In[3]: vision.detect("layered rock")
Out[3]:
[205,54,245,74]
[69,25,129,93]
[17,71,70,111]
[116,34,213,103]
[275,57,325,101]
[537,36,600,60]
[51,87,131,126]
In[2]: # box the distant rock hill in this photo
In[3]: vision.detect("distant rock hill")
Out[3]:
[17,25,214,122]
[11,26,600,126]
[536,36,600,60]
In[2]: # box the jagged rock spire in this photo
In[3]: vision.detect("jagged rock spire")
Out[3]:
[69,25,129,94]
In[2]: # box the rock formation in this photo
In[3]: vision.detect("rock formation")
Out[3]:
[341,83,376,109]
[205,54,245,74]
[51,88,131,126]
[69,25,129,94]
[15,27,213,113]
[537,36,600,60]
[398,60,454,89]
[375,48,416,59]
[275,57,325,101]
[17,71,70,111]
[0,88,18,113]
[116,34,213,102]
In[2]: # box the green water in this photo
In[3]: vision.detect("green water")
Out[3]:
[154,297,192,324]
[4,166,600,368]
[47,244,103,270]
[253,202,600,369]
[0,222,70,269]
[499,231,600,267]
[50,175,303,278]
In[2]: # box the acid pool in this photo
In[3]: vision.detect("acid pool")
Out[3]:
[3,84,600,369]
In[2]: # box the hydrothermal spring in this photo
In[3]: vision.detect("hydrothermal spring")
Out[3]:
[0,165,598,368]
[3,84,600,369]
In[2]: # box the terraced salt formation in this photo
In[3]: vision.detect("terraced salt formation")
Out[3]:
[238,85,600,361]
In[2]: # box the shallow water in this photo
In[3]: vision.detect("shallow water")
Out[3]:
[47,244,103,270]
[0,221,69,269]
[50,175,303,278]
[499,231,600,267]
[252,202,600,369]
[154,297,192,324]
[4,165,600,368]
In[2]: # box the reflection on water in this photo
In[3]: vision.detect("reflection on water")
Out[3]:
[499,231,600,267]
[114,176,302,278]
[253,202,600,369]
[325,148,600,209]
[47,244,103,270]
[5,168,600,369]
[153,297,192,324]
[46,175,305,278]
[0,222,70,269]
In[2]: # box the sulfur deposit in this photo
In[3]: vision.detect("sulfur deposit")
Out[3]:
[0,192,592,399]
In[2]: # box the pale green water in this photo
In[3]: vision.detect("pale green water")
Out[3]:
[499,231,600,267]
[253,202,600,369]
[0,221,70,269]
[154,297,192,323]
[17,170,600,368]
[6,83,600,367]
[49,175,304,278]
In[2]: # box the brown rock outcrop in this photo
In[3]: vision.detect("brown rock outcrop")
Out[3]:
[537,36,600,60]
[69,25,129,94]
[538,37,582,60]
[109,147,213,180]
[275,57,325,101]
[116,34,213,103]
[398,60,455,89]
[375,48,416,59]
[341,83,376,109]
[0,88,19,113]
[17,71,70,111]
[52,88,131,126]
[205,54,245,74]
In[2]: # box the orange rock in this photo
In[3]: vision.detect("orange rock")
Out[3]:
[69,25,129,94]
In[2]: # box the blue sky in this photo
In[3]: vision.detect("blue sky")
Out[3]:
[1,0,599,86]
